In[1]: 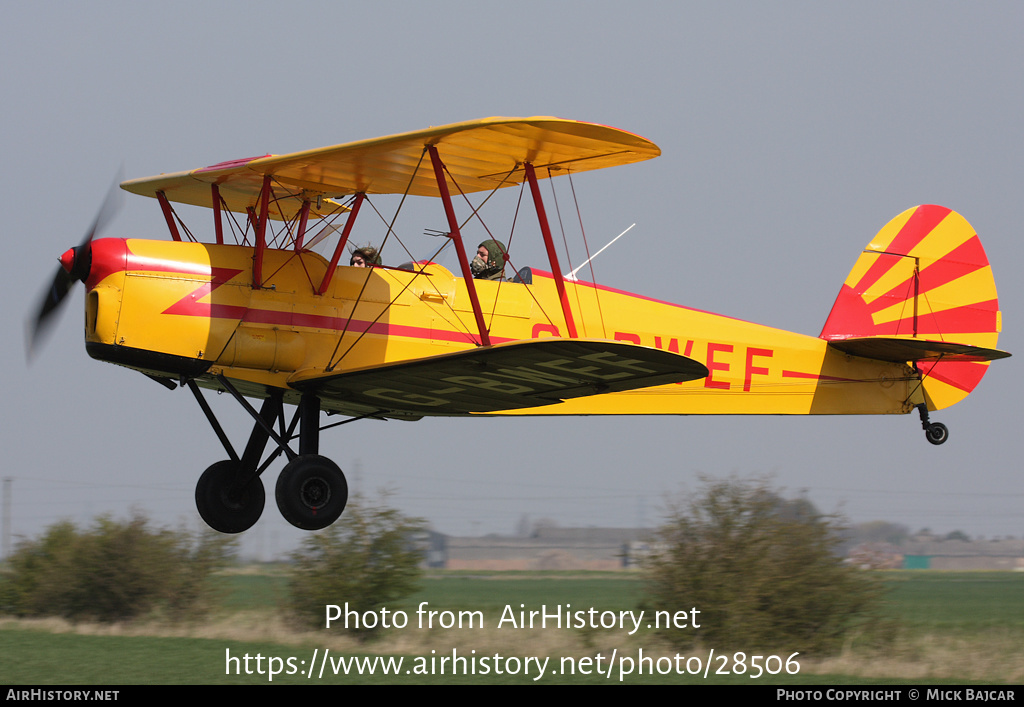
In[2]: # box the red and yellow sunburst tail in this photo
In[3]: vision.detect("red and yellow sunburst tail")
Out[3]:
[820,205,1004,411]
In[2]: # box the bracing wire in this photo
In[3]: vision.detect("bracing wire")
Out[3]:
[325,149,428,369]
[568,170,608,339]
[548,169,589,337]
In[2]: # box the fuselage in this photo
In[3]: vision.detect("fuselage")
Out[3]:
[84,238,918,417]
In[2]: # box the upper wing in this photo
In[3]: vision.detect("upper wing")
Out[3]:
[118,156,348,222]
[291,338,707,416]
[120,116,660,220]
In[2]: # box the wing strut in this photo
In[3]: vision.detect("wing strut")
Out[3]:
[211,184,224,244]
[318,192,365,295]
[294,199,311,252]
[525,163,577,337]
[253,175,271,289]
[429,145,491,346]
[156,191,182,242]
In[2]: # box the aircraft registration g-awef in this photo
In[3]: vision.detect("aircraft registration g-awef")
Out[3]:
[29,117,1010,534]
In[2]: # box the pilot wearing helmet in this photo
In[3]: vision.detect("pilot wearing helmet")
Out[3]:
[350,245,382,268]
[471,239,507,280]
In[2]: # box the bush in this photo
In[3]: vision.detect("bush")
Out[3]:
[643,476,884,653]
[287,493,425,637]
[0,512,235,623]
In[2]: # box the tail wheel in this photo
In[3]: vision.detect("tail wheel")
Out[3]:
[925,422,949,446]
[196,460,265,534]
[276,455,348,530]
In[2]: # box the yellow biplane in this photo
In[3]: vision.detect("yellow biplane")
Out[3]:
[29,117,1010,534]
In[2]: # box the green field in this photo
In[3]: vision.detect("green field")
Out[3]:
[2,570,1022,685]
[883,572,1024,634]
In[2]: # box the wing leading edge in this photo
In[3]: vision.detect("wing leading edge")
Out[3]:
[120,117,660,220]
[291,339,708,416]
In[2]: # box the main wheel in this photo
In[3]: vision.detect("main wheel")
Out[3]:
[195,460,265,534]
[925,422,949,446]
[276,455,348,530]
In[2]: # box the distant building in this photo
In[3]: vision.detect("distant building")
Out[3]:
[436,527,652,570]
[900,538,1024,570]
[426,529,1024,571]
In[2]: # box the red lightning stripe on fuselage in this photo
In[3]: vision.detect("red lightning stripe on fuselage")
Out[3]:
[101,241,510,345]
[161,266,248,319]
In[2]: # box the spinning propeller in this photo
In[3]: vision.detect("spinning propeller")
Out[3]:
[27,173,123,360]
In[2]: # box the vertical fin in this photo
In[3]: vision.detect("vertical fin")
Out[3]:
[820,205,1002,410]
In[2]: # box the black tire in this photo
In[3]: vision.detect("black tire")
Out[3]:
[195,460,265,533]
[926,422,949,446]
[276,455,348,530]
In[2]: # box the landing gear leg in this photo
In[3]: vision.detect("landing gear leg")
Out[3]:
[917,403,949,446]
[193,393,283,533]
[189,383,349,532]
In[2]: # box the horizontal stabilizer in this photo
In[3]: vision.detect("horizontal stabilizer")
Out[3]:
[292,339,708,415]
[828,337,1011,363]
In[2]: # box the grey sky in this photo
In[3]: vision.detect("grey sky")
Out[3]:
[2,1,1021,556]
